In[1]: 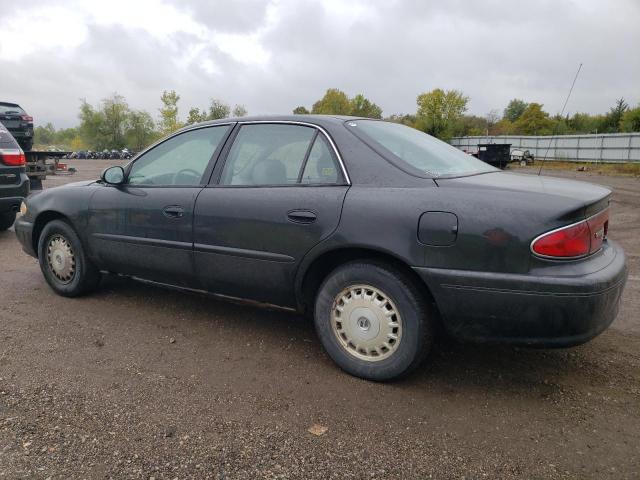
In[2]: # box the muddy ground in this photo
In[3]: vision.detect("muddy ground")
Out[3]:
[0,160,638,479]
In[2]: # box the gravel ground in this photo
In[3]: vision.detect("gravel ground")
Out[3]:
[0,160,639,479]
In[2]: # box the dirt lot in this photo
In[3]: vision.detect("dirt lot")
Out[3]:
[1,160,639,479]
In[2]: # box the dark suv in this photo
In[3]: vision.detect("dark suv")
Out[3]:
[0,123,29,230]
[0,102,34,152]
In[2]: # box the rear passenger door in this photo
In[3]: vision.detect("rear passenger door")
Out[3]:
[193,122,349,307]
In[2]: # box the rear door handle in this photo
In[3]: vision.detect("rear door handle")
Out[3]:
[163,205,185,218]
[287,210,317,224]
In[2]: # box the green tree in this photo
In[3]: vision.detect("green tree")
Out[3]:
[208,99,230,120]
[33,122,56,145]
[620,106,640,132]
[569,112,601,133]
[503,99,528,122]
[512,103,553,135]
[350,94,383,119]
[186,107,207,125]
[233,104,248,117]
[102,93,129,149]
[293,106,309,114]
[492,118,514,135]
[78,99,107,149]
[158,90,181,135]
[485,109,500,135]
[385,113,416,128]
[126,110,156,150]
[311,88,351,115]
[457,114,487,136]
[55,127,81,149]
[415,88,469,139]
[600,98,629,133]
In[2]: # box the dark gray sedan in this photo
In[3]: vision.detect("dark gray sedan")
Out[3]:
[15,116,627,380]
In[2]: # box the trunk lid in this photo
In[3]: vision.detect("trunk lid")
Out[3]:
[436,171,610,221]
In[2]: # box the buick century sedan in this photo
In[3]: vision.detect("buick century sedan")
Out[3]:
[15,116,627,380]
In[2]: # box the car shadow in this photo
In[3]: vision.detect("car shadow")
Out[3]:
[94,274,604,396]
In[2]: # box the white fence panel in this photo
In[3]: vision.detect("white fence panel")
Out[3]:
[449,133,640,163]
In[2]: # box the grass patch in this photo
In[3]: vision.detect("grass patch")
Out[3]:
[513,161,640,177]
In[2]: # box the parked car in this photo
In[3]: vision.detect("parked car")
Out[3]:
[14,116,627,380]
[0,102,34,152]
[511,148,535,165]
[0,122,29,230]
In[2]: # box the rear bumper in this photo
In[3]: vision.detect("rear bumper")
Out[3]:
[414,240,627,347]
[0,173,29,213]
[7,128,33,138]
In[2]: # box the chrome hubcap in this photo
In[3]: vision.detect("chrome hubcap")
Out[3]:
[47,235,75,283]
[331,284,402,362]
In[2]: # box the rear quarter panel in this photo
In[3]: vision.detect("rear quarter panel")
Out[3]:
[307,179,598,276]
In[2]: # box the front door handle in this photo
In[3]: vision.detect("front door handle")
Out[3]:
[163,205,185,218]
[287,210,317,224]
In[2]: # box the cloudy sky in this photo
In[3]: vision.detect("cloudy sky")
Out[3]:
[1,0,638,127]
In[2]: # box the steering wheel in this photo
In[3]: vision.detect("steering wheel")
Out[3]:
[172,168,201,185]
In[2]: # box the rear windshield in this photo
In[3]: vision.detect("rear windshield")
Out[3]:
[345,120,496,178]
[0,104,25,114]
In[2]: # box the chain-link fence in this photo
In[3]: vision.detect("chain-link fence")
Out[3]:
[449,133,640,163]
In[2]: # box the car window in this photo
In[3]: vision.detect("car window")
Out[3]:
[345,120,497,177]
[220,124,316,186]
[128,126,229,186]
[0,104,25,114]
[300,135,341,184]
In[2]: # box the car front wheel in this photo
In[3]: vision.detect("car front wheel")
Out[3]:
[314,261,434,381]
[38,219,101,297]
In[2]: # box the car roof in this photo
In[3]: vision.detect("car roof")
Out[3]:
[185,114,368,131]
[0,102,21,107]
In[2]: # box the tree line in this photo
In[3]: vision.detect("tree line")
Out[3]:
[34,91,248,151]
[297,88,640,140]
[35,88,640,151]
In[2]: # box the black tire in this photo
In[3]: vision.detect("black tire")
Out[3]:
[314,260,434,381]
[38,219,101,297]
[0,211,16,231]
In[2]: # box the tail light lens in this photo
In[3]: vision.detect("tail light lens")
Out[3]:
[20,115,33,122]
[531,209,609,259]
[0,148,26,166]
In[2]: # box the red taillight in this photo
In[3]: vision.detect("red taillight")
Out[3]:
[531,209,609,259]
[587,208,609,253]
[0,148,26,166]
[20,115,33,122]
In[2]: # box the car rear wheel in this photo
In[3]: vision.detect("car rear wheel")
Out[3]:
[314,261,434,381]
[38,219,101,297]
[0,211,16,231]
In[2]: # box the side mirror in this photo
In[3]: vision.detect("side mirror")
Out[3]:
[101,166,125,185]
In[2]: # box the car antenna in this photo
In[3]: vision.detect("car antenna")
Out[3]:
[538,63,582,176]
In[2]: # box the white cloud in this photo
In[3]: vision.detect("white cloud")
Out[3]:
[0,0,638,127]
[0,6,88,61]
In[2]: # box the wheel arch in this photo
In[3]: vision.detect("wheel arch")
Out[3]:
[32,211,73,254]
[296,246,437,316]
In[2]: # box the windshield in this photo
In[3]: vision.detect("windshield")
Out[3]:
[0,104,25,115]
[345,120,497,177]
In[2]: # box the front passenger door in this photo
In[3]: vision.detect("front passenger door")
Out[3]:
[87,124,232,286]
